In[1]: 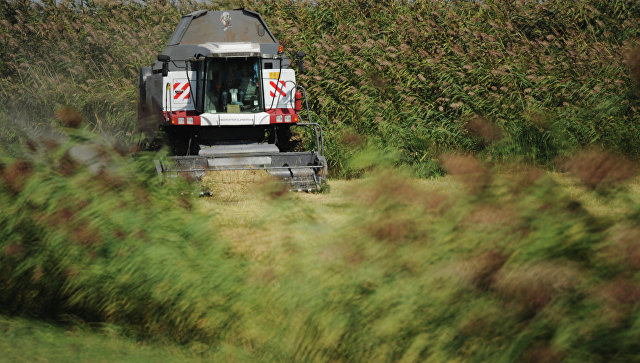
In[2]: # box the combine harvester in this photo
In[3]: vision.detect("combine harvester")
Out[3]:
[138,9,327,191]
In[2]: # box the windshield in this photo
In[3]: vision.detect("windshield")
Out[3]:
[203,58,262,114]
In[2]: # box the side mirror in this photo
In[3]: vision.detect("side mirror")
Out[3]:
[296,50,306,75]
[158,54,170,77]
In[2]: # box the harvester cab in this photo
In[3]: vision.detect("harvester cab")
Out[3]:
[138,9,327,191]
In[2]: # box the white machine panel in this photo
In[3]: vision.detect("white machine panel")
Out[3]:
[163,71,197,111]
[263,68,296,111]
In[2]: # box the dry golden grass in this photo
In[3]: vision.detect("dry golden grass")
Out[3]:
[54,106,83,129]
[198,179,380,262]
[550,173,640,217]
[200,170,272,203]
[199,170,640,259]
[439,154,491,194]
[561,148,638,190]
[494,262,584,313]
[195,170,640,285]
[197,176,460,266]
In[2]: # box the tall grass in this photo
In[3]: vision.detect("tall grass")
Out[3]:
[3,125,640,360]
[2,0,640,174]
[205,150,640,361]
[0,126,246,344]
[0,316,201,362]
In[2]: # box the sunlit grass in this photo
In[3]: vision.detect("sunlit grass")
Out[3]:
[3,129,640,360]
[0,316,202,363]
[550,173,640,218]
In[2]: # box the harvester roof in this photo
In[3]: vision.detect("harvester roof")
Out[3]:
[171,9,277,45]
[156,9,283,67]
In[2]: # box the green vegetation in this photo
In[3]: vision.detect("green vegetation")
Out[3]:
[2,0,640,361]
[2,0,639,174]
[3,127,640,360]
[0,316,201,362]
[0,129,246,345]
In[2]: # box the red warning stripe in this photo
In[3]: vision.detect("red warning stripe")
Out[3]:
[173,82,190,100]
[181,83,190,99]
[269,80,286,97]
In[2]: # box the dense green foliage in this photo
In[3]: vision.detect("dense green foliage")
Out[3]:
[1,0,639,174]
[0,316,201,362]
[292,0,640,172]
[2,132,640,360]
[0,131,245,344]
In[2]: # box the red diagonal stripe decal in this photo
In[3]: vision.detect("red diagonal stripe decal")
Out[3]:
[181,83,190,99]
[173,83,180,90]
[269,81,286,97]
[173,83,191,100]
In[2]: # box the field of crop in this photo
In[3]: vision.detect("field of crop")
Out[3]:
[2,0,640,174]
[2,0,640,361]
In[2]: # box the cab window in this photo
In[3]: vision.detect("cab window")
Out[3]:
[203,58,262,114]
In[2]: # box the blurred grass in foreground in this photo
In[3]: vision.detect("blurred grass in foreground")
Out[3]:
[5,125,640,361]
[0,316,202,363]
[0,125,246,346]
[201,156,640,362]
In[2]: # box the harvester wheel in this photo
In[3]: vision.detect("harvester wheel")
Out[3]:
[164,126,199,156]
[275,126,303,152]
[137,129,164,152]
